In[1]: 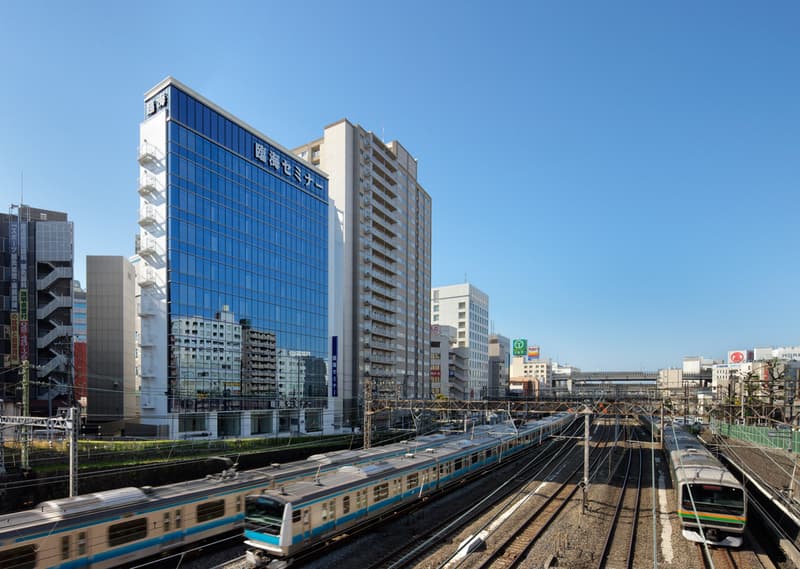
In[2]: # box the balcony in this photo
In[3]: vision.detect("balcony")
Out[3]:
[138,204,163,227]
[138,237,164,259]
[137,141,163,166]
[139,267,161,288]
[138,171,163,197]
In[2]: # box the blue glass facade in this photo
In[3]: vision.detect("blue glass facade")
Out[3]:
[147,86,328,412]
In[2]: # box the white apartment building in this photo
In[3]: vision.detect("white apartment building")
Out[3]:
[295,120,432,428]
[431,284,489,399]
[510,357,553,385]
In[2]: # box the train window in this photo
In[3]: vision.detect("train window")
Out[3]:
[343,495,351,514]
[293,509,302,523]
[439,463,445,475]
[0,544,36,569]
[683,484,744,514]
[454,458,463,471]
[407,473,419,489]
[61,535,70,560]
[197,500,226,522]
[486,448,493,458]
[77,532,87,556]
[471,453,479,465]
[374,483,389,501]
[322,503,328,521]
[163,512,171,532]
[236,495,242,513]
[393,479,401,495]
[329,500,336,519]
[108,518,148,547]
[175,509,183,529]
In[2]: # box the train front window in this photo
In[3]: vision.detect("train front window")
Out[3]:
[245,496,285,535]
[682,484,744,515]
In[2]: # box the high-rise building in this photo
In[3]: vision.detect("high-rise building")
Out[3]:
[431,283,490,399]
[137,78,329,438]
[488,334,510,398]
[1,206,74,416]
[86,256,137,425]
[294,120,432,429]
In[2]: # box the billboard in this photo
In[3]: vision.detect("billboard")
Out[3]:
[728,350,747,364]
[512,339,527,357]
[528,345,540,359]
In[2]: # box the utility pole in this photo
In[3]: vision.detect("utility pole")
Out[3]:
[582,405,591,513]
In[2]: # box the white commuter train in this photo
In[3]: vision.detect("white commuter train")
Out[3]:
[643,415,746,546]
[243,412,577,565]
[0,427,506,568]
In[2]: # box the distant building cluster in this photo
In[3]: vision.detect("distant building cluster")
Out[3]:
[1,77,797,440]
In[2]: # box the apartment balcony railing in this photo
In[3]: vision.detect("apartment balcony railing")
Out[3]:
[137,140,163,166]
[138,237,164,259]
[138,171,164,197]
[138,204,163,227]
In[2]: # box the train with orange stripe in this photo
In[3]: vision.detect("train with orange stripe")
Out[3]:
[647,416,746,546]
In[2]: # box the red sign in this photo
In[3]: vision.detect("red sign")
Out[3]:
[729,351,745,363]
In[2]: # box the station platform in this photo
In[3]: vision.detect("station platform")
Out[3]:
[706,421,800,565]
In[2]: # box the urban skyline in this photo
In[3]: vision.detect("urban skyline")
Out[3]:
[1,1,798,371]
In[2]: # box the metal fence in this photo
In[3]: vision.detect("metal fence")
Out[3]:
[711,419,799,453]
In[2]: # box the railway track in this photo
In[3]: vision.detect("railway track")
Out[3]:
[361,426,582,569]
[447,426,616,569]
[265,421,585,569]
[696,540,778,569]
[595,430,643,569]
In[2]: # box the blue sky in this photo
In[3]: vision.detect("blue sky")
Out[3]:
[1,1,797,371]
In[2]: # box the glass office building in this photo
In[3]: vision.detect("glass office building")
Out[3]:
[136,77,328,438]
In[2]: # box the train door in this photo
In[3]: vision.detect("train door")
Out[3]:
[301,507,311,541]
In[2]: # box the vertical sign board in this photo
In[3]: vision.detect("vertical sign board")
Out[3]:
[512,339,527,357]
[528,345,540,359]
[10,313,19,364]
[331,336,338,397]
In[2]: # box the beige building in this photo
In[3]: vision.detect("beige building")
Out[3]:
[430,325,467,399]
[510,356,552,386]
[295,120,432,428]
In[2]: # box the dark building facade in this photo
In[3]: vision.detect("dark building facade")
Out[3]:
[1,206,74,416]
